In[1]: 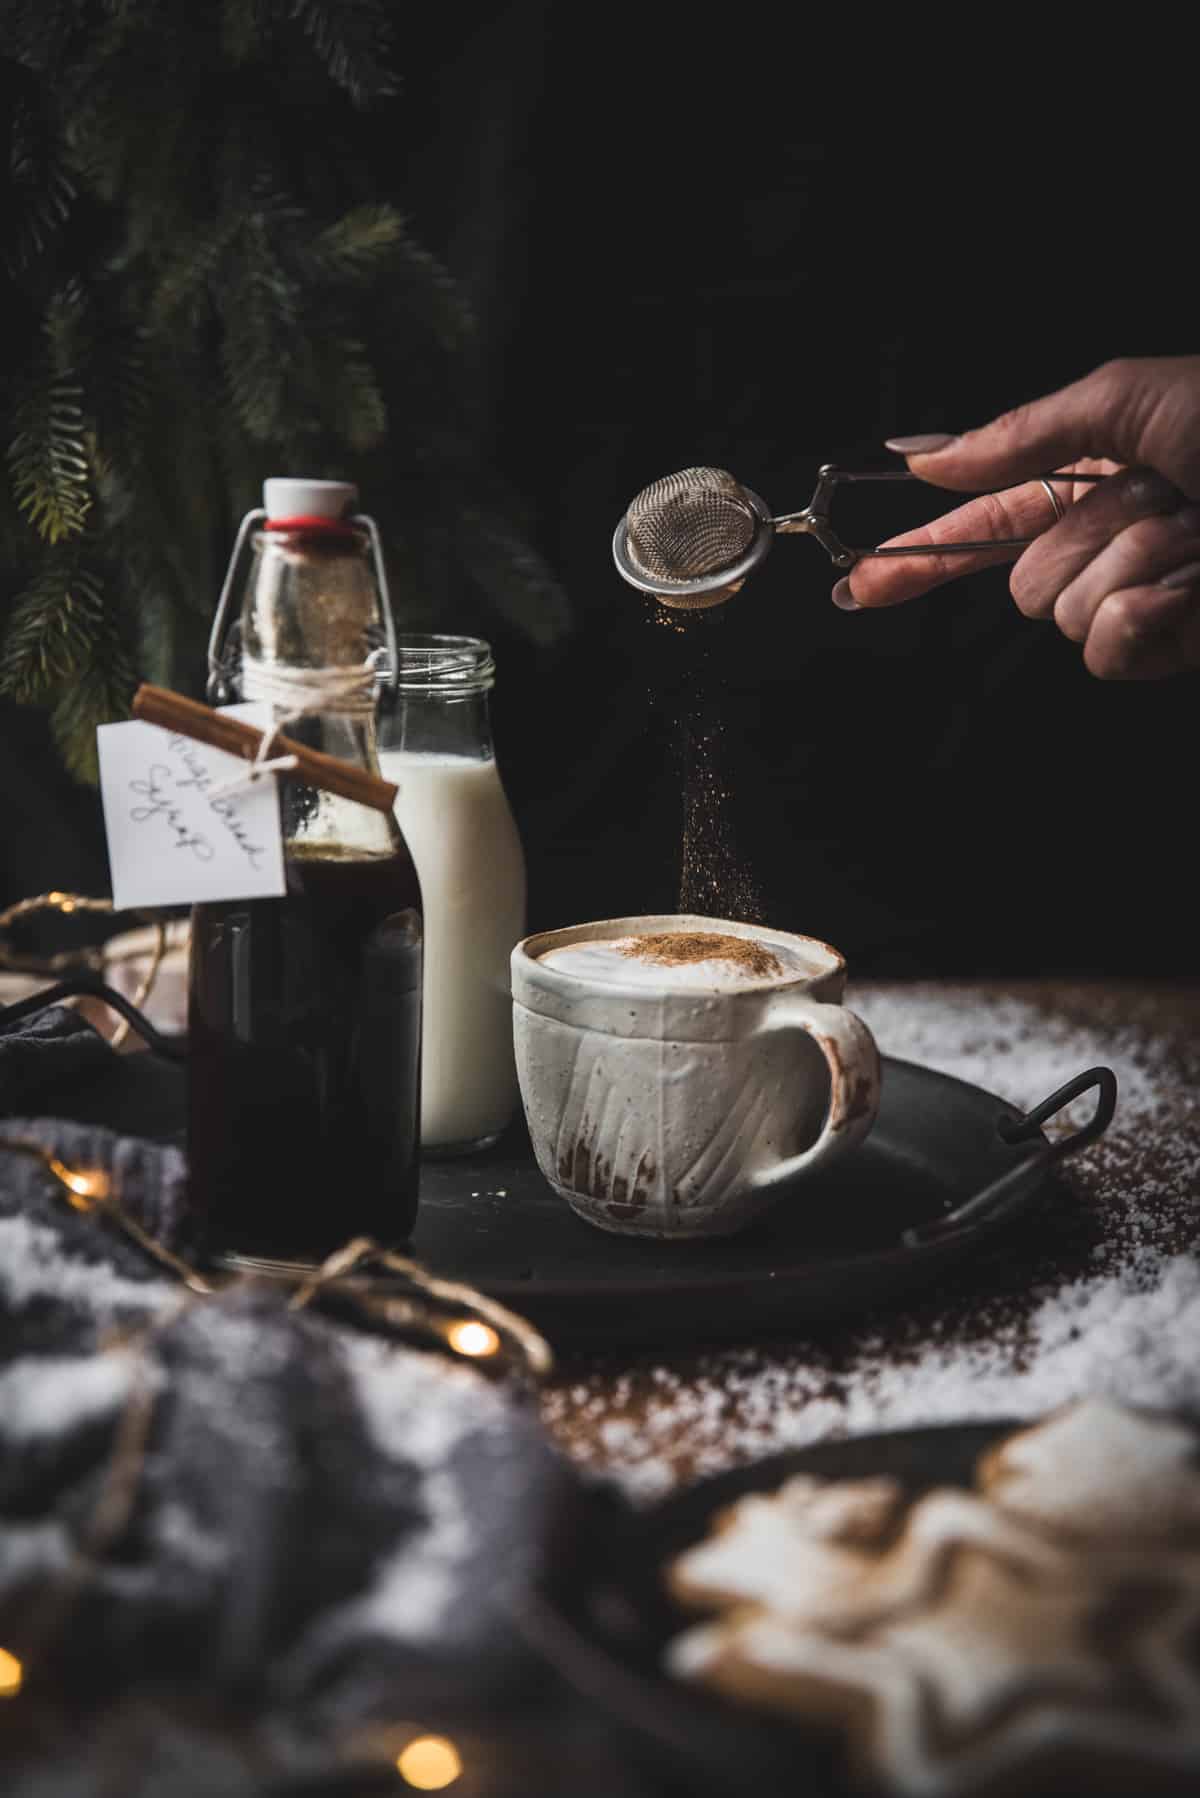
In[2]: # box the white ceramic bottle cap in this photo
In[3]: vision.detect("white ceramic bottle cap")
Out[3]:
[262,478,358,520]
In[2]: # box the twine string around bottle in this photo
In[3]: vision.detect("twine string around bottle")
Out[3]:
[207,662,379,801]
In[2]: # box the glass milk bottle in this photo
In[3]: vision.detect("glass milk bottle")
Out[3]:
[189,478,423,1265]
[378,636,525,1154]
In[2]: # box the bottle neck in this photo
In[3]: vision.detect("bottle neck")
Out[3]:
[380,687,495,761]
[379,634,498,761]
[234,526,402,859]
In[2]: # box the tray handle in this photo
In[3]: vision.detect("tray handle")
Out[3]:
[902,1066,1117,1248]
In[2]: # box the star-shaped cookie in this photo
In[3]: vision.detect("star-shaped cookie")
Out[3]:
[669,1473,1068,1634]
[665,1402,1200,1794]
[978,1397,1200,1549]
[670,1543,1200,1796]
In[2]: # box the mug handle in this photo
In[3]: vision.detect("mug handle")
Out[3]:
[749,993,881,1192]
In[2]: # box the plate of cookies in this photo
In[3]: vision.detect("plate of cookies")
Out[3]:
[522,1399,1200,1797]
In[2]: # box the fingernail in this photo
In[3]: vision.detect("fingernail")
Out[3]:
[885,433,958,455]
[832,577,860,610]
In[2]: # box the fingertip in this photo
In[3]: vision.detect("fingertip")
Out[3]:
[831,577,861,611]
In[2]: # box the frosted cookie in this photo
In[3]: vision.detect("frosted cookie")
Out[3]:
[669,1545,1200,1796]
[668,1473,904,1613]
[978,1399,1200,1549]
[668,1475,1066,1634]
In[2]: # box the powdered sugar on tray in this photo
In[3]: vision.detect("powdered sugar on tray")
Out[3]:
[539,980,1200,1499]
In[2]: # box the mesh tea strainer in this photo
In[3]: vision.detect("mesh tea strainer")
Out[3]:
[613,463,1106,608]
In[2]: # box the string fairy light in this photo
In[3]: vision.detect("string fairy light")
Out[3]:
[444,1320,500,1359]
[0,1647,23,1698]
[50,1160,113,1206]
[0,889,170,1050]
[395,1734,463,1790]
[0,1134,214,1295]
[287,1237,552,1378]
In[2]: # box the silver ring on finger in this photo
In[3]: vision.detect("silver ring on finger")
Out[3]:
[1040,478,1066,525]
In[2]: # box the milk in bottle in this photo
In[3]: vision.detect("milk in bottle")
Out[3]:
[378,636,525,1153]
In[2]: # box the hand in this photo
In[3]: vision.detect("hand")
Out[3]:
[835,356,1200,678]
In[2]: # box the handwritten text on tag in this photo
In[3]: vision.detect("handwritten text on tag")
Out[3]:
[98,705,286,909]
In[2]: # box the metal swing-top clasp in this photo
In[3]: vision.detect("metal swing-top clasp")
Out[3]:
[206,479,398,704]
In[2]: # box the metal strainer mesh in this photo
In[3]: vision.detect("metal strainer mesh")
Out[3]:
[625,466,758,581]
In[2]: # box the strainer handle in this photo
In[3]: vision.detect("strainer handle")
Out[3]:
[775,465,1110,570]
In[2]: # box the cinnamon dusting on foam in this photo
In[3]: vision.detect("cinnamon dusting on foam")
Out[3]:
[622,931,783,980]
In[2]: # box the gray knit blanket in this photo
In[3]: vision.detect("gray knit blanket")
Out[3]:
[0,1007,581,1797]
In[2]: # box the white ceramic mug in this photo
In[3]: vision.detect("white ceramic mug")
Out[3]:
[511,914,881,1238]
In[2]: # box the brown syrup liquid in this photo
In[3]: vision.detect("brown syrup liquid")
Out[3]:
[188,845,423,1263]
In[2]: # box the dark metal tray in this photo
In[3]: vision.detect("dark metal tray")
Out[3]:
[412,1058,1115,1346]
[0,978,1115,1350]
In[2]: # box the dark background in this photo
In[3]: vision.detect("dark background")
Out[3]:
[5,12,1197,976]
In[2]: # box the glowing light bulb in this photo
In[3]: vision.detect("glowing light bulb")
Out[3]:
[445,1320,500,1359]
[0,1647,23,1698]
[395,1734,462,1789]
[49,1160,111,1208]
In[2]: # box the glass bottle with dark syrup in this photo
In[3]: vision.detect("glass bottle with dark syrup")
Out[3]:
[188,478,422,1266]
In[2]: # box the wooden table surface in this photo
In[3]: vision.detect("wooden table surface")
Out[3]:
[536,977,1200,1499]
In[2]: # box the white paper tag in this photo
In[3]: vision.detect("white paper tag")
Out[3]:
[97,704,286,910]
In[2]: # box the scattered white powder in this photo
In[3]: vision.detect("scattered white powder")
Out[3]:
[154,1498,230,1576]
[328,1335,513,1640]
[359,1465,474,1644]
[343,1332,514,1473]
[0,1351,146,1604]
[0,1352,134,1437]
[0,1518,72,1594]
[540,980,1200,1500]
[852,982,1184,1127]
[0,1212,167,1322]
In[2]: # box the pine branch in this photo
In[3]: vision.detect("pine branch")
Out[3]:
[315,337,388,451]
[288,0,395,105]
[218,210,302,443]
[7,364,93,545]
[49,603,136,783]
[48,276,157,500]
[7,0,80,72]
[355,216,476,353]
[117,372,229,621]
[150,215,240,333]
[221,0,275,63]
[63,14,203,242]
[0,550,106,701]
[7,86,76,274]
[0,0,574,789]
[307,202,408,276]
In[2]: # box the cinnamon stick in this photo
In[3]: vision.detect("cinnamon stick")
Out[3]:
[130,684,398,814]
